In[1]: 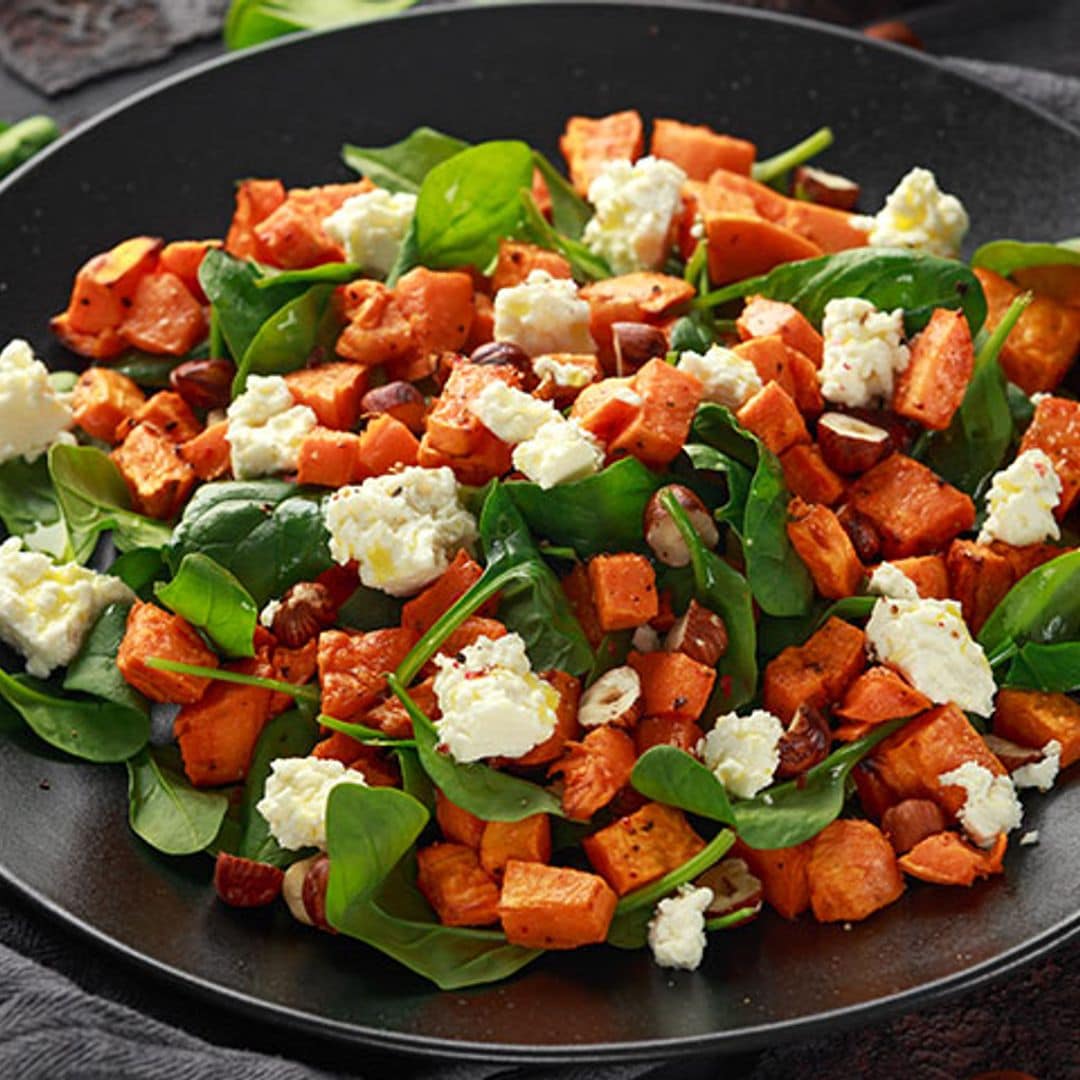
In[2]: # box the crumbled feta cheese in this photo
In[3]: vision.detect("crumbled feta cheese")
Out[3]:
[938,760,1023,847]
[322,187,417,278]
[468,382,556,444]
[1012,739,1061,793]
[866,596,996,716]
[0,338,74,464]
[259,599,281,630]
[533,355,594,388]
[494,270,596,357]
[256,756,367,851]
[858,167,970,257]
[647,884,713,971]
[631,625,661,653]
[678,345,763,410]
[511,416,604,490]
[1029,392,1051,407]
[432,633,559,762]
[819,298,910,408]
[1019,830,1040,846]
[699,709,784,799]
[977,449,1062,546]
[226,375,317,480]
[0,537,134,678]
[324,466,477,597]
[867,562,919,600]
[583,156,687,274]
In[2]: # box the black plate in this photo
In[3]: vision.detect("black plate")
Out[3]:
[0,1,1078,1063]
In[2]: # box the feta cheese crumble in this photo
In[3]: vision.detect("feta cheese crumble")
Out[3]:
[0,338,74,464]
[468,382,556,444]
[532,355,594,389]
[819,298,910,408]
[1012,739,1061,793]
[867,562,919,600]
[857,166,970,258]
[256,757,367,851]
[324,466,477,597]
[259,599,282,630]
[1019,830,1040,846]
[582,156,687,274]
[493,270,596,357]
[866,596,996,716]
[322,187,417,278]
[511,416,604,490]
[977,449,1062,546]
[226,375,317,480]
[432,633,560,762]
[647,884,714,971]
[938,760,1023,847]
[677,345,763,410]
[0,537,134,678]
[699,709,784,799]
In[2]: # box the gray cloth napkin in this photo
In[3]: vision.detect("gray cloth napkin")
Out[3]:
[0,54,1078,1080]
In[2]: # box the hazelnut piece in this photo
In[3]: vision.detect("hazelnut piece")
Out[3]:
[643,485,720,567]
[817,412,891,475]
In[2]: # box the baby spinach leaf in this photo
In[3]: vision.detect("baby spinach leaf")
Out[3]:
[224,0,418,50]
[107,547,167,595]
[751,126,833,185]
[387,675,564,821]
[0,455,69,559]
[504,458,663,559]
[519,190,610,282]
[144,658,320,703]
[680,443,754,525]
[920,292,1031,495]
[326,783,541,989]
[734,716,912,850]
[342,126,468,193]
[48,444,172,563]
[691,404,813,618]
[971,238,1080,278]
[335,582,403,632]
[669,314,713,354]
[756,595,876,662]
[0,670,148,763]
[319,713,413,747]
[0,114,59,178]
[156,553,259,658]
[63,602,146,714]
[254,262,360,289]
[166,480,333,607]
[697,248,987,336]
[127,746,228,856]
[1004,642,1080,693]
[706,906,761,933]
[413,140,533,271]
[630,746,736,825]
[107,346,206,389]
[532,151,592,239]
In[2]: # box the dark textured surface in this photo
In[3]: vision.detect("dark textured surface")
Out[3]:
[0,1,1078,1073]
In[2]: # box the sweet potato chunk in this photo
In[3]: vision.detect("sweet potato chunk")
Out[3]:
[117,601,218,704]
[296,428,361,487]
[61,235,162,335]
[583,803,705,896]
[508,669,581,767]
[559,110,644,196]
[780,444,844,506]
[569,377,641,443]
[608,357,702,468]
[560,562,604,649]
[651,118,756,179]
[317,627,417,721]
[119,271,206,356]
[634,715,703,756]
[946,540,1017,634]
[354,414,420,477]
[119,390,201,445]
[736,381,809,456]
[1013,262,1080,307]
[158,239,220,302]
[111,422,196,520]
[705,213,822,287]
[898,831,1007,886]
[1018,396,1080,517]
[550,726,636,821]
[889,555,949,599]
[362,676,437,740]
[834,667,932,726]
[491,240,572,292]
[736,296,824,366]
[779,200,869,255]
[225,178,286,260]
[846,453,976,558]
[335,280,415,368]
[284,362,369,431]
[881,799,947,855]
[480,815,552,880]
[993,689,1080,768]
[587,553,658,632]
[254,181,371,269]
[498,860,617,949]
[809,820,904,922]
[628,650,716,722]
[401,550,486,637]
[416,843,500,927]
[71,367,145,443]
[733,839,812,919]
[787,498,864,599]
[178,421,231,482]
[892,308,973,430]
[394,267,475,362]
[435,791,485,848]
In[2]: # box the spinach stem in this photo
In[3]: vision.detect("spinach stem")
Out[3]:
[145,657,320,702]
[752,126,834,184]
[614,829,735,916]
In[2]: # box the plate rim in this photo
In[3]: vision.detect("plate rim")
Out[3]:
[1,0,1079,1062]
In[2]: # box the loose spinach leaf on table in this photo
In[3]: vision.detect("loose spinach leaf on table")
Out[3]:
[155,553,259,658]
[224,0,419,50]
[971,238,1080,277]
[63,602,147,714]
[696,248,987,336]
[325,783,541,989]
[0,455,69,559]
[0,669,148,763]
[48,444,172,564]
[343,126,468,193]
[166,479,333,607]
[127,746,229,856]
[1004,642,1080,693]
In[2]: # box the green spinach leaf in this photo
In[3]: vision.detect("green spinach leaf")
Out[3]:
[0,455,69,559]
[224,0,418,50]
[532,151,592,239]
[519,189,610,282]
[335,582,403,632]
[1004,642,1080,692]
[63,602,146,713]
[342,126,468,193]
[630,746,737,824]
[107,547,167,595]
[107,346,206,389]
[971,238,1080,277]
[751,126,833,185]
[254,262,360,289]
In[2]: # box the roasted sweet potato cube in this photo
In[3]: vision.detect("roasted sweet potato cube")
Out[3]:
[317,627,417,721]
[627,649,716,722]
[846,454,975,558]
[71,367,145,444]
[549,726,636,821]
[354,414,420,478]
[808,819,904,922]
[891,308,973,430]
[435,791,486,849]
[63,235,162,335]
[254,199,341,269]
[50,313,126,360]
[335,280,415,367]
[225,178,286,260]
[569,377,641,443]
[480,815,552,880]
[732,839,812,919]
[852,760,897,820]
[736,381,810,456]
[111,423,197,520]
[560,562,604,649]
[507,669,582,767]
[401,550,486,636]
[946,540,1017,634]
[898,831,1007,886]
[787,497,864,599]
[395,267,475,359]
[881,799,947,855]
[736,296,824,366]
[870,704,1007,818]
[117,601,218,704]
[491,240,572,292]
[706,213,822,287]
[780,444,845,506]
[1018,396,1080,517]
[975,267,1080,393]
[119,271,206,356]
[363,676,437,740]
[178,421,231,481]
[779,200,869,255]
[583,802,706,896]
[834,667,932,726]
[1013,262,1080,307]
[889,554,949,599]
[580,273,693,367]
[634,715,703,756]
[650,118,756,179]
[608,358,702,469]
[416,843,500,927]
[158,239,220,302]
[498,860,617,949]
[284,362,369,431]
[587,553,658,632]
[993,689,1080,768]
[119,390,202,445]
[310,729,367,766]
[296,428,361,487]
[559,109,644,196]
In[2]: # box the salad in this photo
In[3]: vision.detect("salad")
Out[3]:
[0,110,1078,991]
